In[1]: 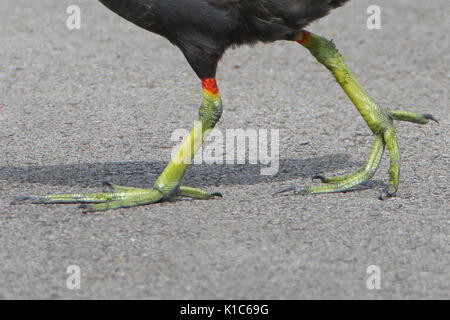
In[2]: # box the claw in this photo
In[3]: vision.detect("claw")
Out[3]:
[378,187,397,200]
[312,174,325,182]
[211,192,223,198]
[103,181,113,188]
[11,195,37,205]
[273,186,298,196]
[423,113,439,124]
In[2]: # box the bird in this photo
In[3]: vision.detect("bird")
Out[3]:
[14,0,437,212]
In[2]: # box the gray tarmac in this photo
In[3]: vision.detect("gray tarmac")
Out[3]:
[0,0,448,299]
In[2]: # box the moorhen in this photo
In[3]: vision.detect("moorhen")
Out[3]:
[16,0,437,212]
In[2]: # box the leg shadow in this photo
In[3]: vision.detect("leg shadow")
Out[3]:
[0,153,364,189]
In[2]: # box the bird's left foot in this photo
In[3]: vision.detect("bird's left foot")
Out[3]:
[275,111,437,199]
[279,31,439,199]
[12,182,222,213]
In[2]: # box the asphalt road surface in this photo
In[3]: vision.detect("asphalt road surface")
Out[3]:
[0,0,448,299]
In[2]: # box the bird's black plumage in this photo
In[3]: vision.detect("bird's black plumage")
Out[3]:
[98,0,349,77]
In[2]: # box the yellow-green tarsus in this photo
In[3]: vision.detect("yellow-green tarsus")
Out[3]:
[16,83,223,212]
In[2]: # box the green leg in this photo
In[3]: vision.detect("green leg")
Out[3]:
[14,79,223,212]
[280,31,437,198]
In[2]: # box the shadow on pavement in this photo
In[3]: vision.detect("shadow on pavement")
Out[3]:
[0,154,377,189]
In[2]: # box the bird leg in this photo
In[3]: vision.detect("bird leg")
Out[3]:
[14,79,223,212]
[280,30,437,199]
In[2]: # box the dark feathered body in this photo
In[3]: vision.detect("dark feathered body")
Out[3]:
[98,0,349,77]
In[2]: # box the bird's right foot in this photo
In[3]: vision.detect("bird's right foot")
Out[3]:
[13,78,224,213]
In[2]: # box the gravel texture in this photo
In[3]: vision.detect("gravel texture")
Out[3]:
[0,0,448,299]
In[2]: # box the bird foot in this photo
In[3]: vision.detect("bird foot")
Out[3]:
[293,31,438,200]
[274,111,437,199]
[12,182,222,213]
